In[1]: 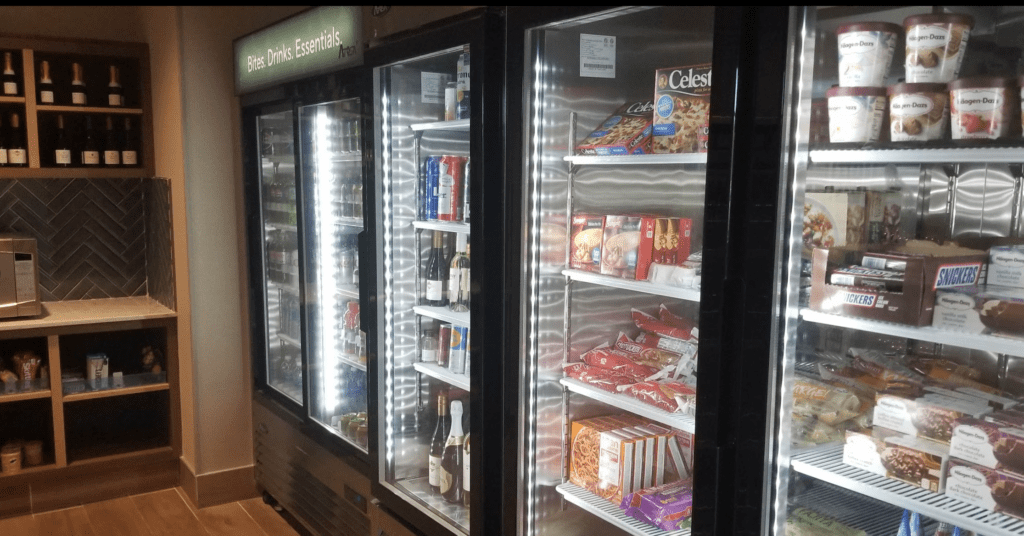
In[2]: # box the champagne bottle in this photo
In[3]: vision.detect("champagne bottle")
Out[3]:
[38,60,54,104]
[7,113,26,166]
[448,234,469,312]
[428,390,449,495]
[71,63,86,106]
[54,115,71,166]
[107,65,122,107]
[121,116,138,166]
[103,116,119,166]
[462,432,470,507]
[439,400,464,504]
[0,115,8,166]
[3,52,17,96]
[81,116,100,165]
[425,231,447,307]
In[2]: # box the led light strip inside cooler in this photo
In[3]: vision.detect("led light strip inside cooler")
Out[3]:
[315,106,342,418]
[381,88,396,467]
[791,444,1024,534]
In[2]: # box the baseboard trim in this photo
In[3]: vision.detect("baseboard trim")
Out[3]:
[179,459,257,508]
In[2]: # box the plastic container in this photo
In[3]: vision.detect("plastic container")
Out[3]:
[23,440,43,466]
[836,22,901,87]
[949,77,1015,140]
[904,13,974,83]
[1,443,22,474]
[888,83,949,141]
[826,86,887,143]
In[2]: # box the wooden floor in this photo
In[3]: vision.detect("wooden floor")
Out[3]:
[0,487,306,536]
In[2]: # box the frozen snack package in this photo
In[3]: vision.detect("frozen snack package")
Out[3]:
[575,101,653,155]
[619,478,694,531]
[784,506,868,536]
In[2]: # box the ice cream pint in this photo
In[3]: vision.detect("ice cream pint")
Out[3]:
[904,13,974,83]
[826,86,887,143]
[836,22,901,87]
[888,83,948,141]
[949,77,1014,140]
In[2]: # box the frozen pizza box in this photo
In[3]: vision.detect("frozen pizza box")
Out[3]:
[652,64,711,153]
[601,216,643,279]
[809,243,987,326]
[946,458,1024,520]
[575,101,653,156]
[570,214,605,272]
[932,284,1024,337]
[803,192,868,254]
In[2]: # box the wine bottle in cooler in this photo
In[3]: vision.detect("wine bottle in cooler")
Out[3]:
[81,116,100,166]
[7,113,26,167]
[440,400,464,504]
[121,116,138,166]
[38,61,54,104]
[2,52,16,96]
[428,390,450,495]
[448,234,469,312]
[71,63,86,106]
[425,231,447,306]
[54,115,71,167]
[107,65,123,107]
[0,114,7,166]
[103,116,120,166]
[463,432,470,507]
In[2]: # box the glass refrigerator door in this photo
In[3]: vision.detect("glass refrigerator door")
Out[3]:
[767,6,1024,536]
[518,7,713,536]
[258,109,304,405]
[298,98,368,452]
[375,45,472,533]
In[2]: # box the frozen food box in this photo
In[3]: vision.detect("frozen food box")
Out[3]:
[865,191,902,245]
[570,214,605,272]
[652,64,711,153]
[576,101,653,156]
[989,244,1024,289]
[950,417,1024,474]
[598,428,640,503]
[873,390,989,443]
[601,216,643,279]
[946,458,1024,520]
[803,192,868,254]
[882,433,949,492]
[0,234,41,319]
[932,284,1024,337]
[843,427,903,477]
[810,242,987,326]
[569,415,647,501]
[637,217,693,281]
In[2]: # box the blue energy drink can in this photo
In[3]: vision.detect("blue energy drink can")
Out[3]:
[448,325,468,374]
[425,156,441,220]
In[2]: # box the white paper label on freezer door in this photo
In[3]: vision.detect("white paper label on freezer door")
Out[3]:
[421,72,448,104]
[580,34,615,78]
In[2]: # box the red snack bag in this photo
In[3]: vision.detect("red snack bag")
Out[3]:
[633,308,697,343]
[580,343,659,381]
[622,381,679,412]
[658,381,697,415]
[614,332,682,370]
[564,363,636,393]
[635,332,697,362]
[658,304,698,340]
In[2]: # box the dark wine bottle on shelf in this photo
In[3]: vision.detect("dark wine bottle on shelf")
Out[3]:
[81,116,100,166]
[425,231,447,307]
[107,65,122,107]
[103,116,119,166]
[38,60,54,104]
[121,116,138,166]
[439,399,464,505]
[3,52,17,96]
[0,115,7,167]
[7,113,26,167]
[54,115,71,167]
[428,390,450,495]
[71,63,86,106]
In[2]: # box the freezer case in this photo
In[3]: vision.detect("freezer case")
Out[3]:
[512,7,744,536]
[764,6,1024,536]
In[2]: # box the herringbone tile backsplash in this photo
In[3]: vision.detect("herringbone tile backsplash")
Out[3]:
[0,178,174,306]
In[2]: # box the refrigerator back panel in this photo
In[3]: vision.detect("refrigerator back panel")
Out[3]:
[518,7,713,536]
[766,6,1024,536]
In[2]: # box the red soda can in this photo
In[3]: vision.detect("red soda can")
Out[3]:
[436,323,452,367]
[437,156,466,221]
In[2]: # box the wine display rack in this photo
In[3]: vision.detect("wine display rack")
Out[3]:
[0,35,153,178]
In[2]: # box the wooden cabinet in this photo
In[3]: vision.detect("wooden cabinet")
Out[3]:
[0,35,153,178]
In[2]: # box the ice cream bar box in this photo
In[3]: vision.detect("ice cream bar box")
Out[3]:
[843,427,902,477]
[882,433,950,493]
[932,284,1024,337]
[989,245,1024,289]
[0,234,41,319]
[946,458,1024,521]
[950,417,1024,474]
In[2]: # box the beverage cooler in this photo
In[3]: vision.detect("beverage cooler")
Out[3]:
[748,5,1024,536]
[507,7,752,536]
[367,8,508,536]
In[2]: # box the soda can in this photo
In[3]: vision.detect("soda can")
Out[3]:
[436,323,452,367]
[425,156,441,220]
[438,155,466,221]
[444,81,457,121]
[448,325,468,374]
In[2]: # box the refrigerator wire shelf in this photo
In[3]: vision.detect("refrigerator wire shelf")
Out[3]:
[413,362,470,391]
[563,154,708,166]
[789,477,938,536]
[562,269,700,302]
[337,353,366,372]
[560,378,695,433]
[791,443,1024,535]
[410,118,470,132]
[412,220,471,234]
[413,305,470,327]
[555,482,691,536]
[799,309,1024,358]
[393,476,469,533]
[809,146,1024,164]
